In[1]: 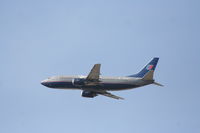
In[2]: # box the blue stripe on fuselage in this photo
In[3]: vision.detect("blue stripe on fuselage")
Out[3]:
[42,81,75,88]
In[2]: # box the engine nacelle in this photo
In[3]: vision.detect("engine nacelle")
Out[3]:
[72,78,85,86]
[81,91,97,98]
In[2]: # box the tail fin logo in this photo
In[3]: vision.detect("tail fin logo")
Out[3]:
[146,65,154,70]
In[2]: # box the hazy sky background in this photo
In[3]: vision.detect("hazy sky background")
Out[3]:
[0,0,200,133]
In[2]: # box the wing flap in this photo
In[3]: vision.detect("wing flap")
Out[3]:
[99,92,124,100]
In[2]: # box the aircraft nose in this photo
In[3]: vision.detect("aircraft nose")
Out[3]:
[41,81,45,86]
[41,80,48,86]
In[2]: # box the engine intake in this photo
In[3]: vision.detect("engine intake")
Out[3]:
[81,91,97,98]
[73,78,85,86]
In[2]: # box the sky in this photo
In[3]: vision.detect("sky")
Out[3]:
[0,0,200,133]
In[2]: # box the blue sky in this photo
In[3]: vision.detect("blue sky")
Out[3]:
[0,0,200,133]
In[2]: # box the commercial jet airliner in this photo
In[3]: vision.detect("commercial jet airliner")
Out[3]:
[41,57,163,100]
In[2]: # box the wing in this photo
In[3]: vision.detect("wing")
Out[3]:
[86,64,101,81]
[81,89,124,100]
[84,64,124,100]
[99,91,124,100]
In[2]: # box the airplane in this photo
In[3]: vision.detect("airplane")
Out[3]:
[41,57,163,100]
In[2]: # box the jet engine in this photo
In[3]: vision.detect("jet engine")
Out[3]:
[81,91,97,98]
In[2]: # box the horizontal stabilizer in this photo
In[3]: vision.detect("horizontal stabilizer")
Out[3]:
[153,82,164,87]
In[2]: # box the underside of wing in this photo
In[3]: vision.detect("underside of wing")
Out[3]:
[81,89,124,100]
[99,91,124,100]
[86,64,101,81]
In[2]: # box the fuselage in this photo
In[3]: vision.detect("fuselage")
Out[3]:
[41,75,154,91]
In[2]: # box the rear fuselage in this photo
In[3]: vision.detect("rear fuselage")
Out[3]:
[41,76,154,91]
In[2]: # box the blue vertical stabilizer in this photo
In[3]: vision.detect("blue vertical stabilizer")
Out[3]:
[129,57,159,78]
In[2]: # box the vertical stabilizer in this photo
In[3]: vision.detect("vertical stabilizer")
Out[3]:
[129,57,159,79]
